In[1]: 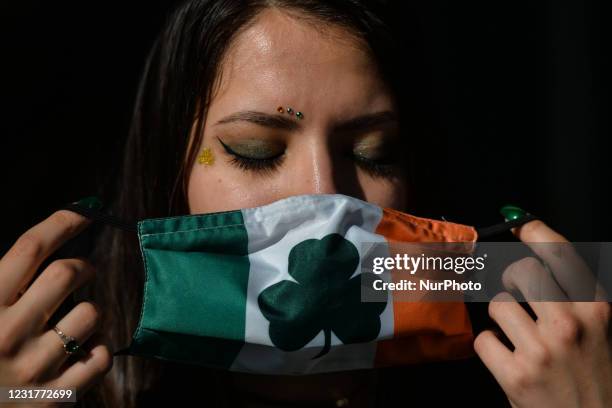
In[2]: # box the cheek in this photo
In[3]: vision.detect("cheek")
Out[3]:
[358,172,408,211]
[187,163,282,214]
[188,163,409,214]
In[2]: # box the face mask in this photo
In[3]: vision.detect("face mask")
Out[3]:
[62,193,534,375]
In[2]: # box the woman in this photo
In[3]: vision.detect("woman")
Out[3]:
[1,0,610,407]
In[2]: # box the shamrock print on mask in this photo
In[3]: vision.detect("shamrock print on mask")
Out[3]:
[258,234,387,358]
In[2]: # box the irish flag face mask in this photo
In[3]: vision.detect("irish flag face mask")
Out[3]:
[61,193,534,375]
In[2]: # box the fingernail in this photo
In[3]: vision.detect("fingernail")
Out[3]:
[499,204,526,221]
[74,196,104,210]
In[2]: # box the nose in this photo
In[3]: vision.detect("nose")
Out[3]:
[287,140,338,196]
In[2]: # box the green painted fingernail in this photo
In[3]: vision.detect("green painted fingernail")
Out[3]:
[500,204,526,221]
[75,196,103,210]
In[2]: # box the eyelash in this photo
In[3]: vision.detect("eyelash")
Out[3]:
[229,155,285,175]
[218,137,396,178]
[218,137,285,175]
[353,155,396,178]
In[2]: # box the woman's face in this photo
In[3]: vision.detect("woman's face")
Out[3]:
[187,8,407,214]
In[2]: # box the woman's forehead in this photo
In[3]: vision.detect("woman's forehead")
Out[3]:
[208,8,393,119]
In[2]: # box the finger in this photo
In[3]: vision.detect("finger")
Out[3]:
[488,292,540,352]
[500,256,587,343]
[50,337,113,399]
[513,220,598,302]
[10,258,95,337]
[18,301,102,383]
[0,209,92,305]
[502,256,569,312]
[473,329,517,392]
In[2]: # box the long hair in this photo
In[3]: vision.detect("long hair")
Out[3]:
[82,1,432,406]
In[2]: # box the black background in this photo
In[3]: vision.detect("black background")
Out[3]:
[0,1,609,406]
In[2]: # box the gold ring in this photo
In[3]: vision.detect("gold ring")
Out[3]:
[53,326,81,355]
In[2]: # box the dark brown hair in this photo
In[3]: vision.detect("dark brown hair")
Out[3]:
[82,0,429,406]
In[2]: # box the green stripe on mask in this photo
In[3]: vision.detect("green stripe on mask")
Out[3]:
[131,209,250,368]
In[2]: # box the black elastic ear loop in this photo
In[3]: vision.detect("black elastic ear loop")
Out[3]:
[60,202,137,356]
[60,202,137,233]
[467,213,541,342]
[476,213,538,240]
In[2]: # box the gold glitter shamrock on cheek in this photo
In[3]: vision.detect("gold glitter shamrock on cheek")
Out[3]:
[197,147,215,165]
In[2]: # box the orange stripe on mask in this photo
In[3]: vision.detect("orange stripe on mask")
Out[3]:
[374,208,478,366]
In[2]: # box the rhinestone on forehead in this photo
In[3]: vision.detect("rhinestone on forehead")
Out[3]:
[277,106,302,120]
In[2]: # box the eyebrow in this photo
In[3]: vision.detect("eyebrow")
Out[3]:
[213,109,398,133]
[332,110,398,134]
[214,110,300,131]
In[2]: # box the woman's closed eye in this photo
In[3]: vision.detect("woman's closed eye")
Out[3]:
[217,135,400,178]
[217,136,286,175]
[351,134,401,178]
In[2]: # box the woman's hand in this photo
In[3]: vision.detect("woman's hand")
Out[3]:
[0,209,113,406]
[474,220,612,407]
